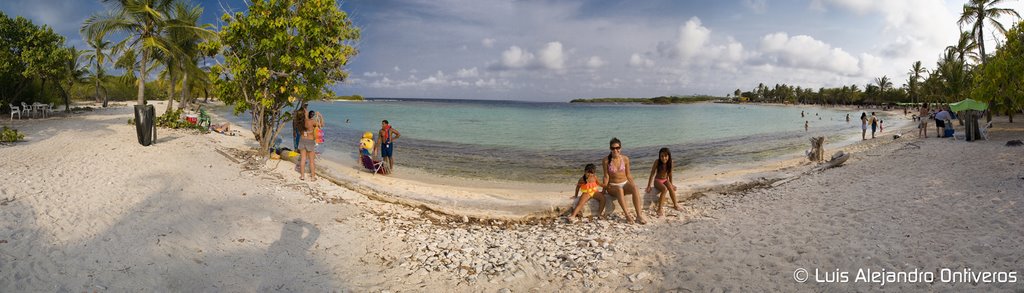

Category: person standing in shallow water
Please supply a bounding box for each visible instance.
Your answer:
[374,120,401,173]
[601,138,647,224]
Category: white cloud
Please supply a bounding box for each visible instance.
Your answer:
[585,56,607,68]
[393,66,401,72]
[658,17,711,60]
[537,42,565,70]
[628,53,655,67]
[744,0,767,14]
[363,71,385,77]
[491,42,567,70]
[756,32,861,75]
[481,38,496,48]
[420,70,448,85]
[456,67,479,78]
[500,46,535,69]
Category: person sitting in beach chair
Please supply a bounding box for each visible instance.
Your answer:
[359,131,374,157]
[359,152,388,175]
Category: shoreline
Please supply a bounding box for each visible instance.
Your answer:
[245,102,919,220]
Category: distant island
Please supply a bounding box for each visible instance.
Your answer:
[330,94,364,101]
[570,95,724,104]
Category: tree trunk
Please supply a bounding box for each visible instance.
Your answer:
[178,73,189,110]
[165,73,175,114]
[138,50,148,105]
[59,82,70,114]
[96,77,105,107]
[1008,109,1014,123]
[203,87,209,103]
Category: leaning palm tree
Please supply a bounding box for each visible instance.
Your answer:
[82,0,187,105]
[907,61,926,105]
[81,36,113,107]
[959,0,1020,64]
[55,47,88,113]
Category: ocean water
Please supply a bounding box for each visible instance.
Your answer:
[279,99,886,183]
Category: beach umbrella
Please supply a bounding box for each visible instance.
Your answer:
[949,98,988,113]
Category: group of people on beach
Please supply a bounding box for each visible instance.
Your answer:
[291,104,404,179]
[859,112,882,140]
[916,102,955,138]
[566,138,682,224]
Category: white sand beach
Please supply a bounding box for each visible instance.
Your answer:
[2,101,1022,291]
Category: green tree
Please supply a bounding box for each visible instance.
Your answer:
[972,21,1024,123]
[54,47,87,112]
[82,0,204,105]
[959,0,1020,64]
[210,0,360,156]
[0,12,69,105]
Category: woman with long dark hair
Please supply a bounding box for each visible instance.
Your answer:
[646,147,681,217]
[601,138,646,224]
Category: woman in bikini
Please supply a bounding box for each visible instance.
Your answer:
[298,110,319,181]
[646,147,681,217]
[601,138,647,224]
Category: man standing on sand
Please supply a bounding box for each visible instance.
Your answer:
[869,112,878,139]
[375,120,401,173]
[934,107,951,138]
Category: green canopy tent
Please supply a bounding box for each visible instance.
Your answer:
[949,98,988,112]
[950,98,988,141]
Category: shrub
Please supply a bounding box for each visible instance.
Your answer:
[1,126,25,143]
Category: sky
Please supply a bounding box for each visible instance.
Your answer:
[2,0,1023,101]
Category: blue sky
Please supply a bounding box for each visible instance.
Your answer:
[3,0,1023,101]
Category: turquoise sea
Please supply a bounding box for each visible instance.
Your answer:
[276,99,887,183]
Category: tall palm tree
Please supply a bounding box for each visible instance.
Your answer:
[906,61,926,105]
[82,0,187,105]
[81,36,113,107]
[959,0,1020,64]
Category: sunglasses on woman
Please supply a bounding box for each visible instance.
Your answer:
[610,146,621,150]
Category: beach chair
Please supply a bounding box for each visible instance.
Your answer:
[8,104,20,120]
[45,103,54,117]
[198,108,211,128]
[360,154,388,175]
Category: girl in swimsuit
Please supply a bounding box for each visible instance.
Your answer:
[601,138,647,224]
[567,164,607,223]
[646,148,681,217]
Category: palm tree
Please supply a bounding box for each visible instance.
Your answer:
[958,0,1020,64]
[167,1,212,111]
[56,47,88,113]
[875,75,892,93]
[82,0,186,105]
[946,31,980,64]
[906,61,926,105]
[81,36,113,107]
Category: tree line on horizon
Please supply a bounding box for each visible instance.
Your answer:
[730,0,1021,122]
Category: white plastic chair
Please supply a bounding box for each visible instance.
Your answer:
[980,121,992,140]
[8,104,20,120]
[45,103,54,117]
[20,102,32,118]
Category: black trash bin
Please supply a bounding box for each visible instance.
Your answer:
[134,104,157,146]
